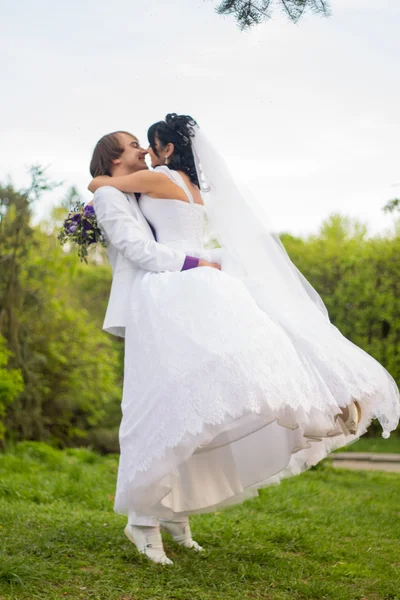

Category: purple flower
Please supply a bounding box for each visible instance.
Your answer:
[83,219,94,231]
[81,228,95,240]
[84,205,95,217]
[59,201,105,262]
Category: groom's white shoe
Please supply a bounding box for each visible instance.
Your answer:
[160,519,204,552]
[124,524,173,565]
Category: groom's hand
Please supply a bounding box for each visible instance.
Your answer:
[198,259,221,270]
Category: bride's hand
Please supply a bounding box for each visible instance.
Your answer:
[198,259,221,270]
[88,176,111,193]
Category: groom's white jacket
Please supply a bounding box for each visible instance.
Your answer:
[94,186,189,338]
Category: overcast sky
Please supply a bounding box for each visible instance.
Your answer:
[1,0,399,235]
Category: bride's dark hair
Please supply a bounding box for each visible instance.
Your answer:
[147,113,199,187]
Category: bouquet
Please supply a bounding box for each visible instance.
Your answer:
[58,202,106,262]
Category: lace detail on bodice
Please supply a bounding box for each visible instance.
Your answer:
[139,167,206,251]
[140,197,205,251]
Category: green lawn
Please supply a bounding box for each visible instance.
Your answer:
[339,435,400,454]
[1,442,399,600]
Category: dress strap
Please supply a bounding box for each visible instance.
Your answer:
[156,166,195,204]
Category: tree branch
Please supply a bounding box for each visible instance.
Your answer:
[215,0,330,28]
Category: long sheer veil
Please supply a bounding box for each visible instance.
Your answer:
[191,125,400,437]
[191,126,330,324]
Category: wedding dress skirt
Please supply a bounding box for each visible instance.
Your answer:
[114,170,400,519]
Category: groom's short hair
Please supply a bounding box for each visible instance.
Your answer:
[90,131,134,178]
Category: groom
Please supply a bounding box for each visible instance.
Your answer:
[90,130,212,564]
[90,130,219,337]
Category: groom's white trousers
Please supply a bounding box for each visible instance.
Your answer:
[129,509,158,527]
[129,510,186,526]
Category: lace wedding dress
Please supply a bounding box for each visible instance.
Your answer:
[114,166,400,519]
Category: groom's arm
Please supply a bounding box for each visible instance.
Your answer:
[93,187,200,272]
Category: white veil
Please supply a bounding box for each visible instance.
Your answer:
[191,126,330,325]
[191,125,400,438]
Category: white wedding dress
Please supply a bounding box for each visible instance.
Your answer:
[114,167,400,519]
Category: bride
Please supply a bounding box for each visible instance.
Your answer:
[89,114,400,565]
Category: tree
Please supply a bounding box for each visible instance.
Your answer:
[0,172,121,447]
[0,166,61,362]
[0,335,23,443]
[383,198,400,214]
[215,0,330,29]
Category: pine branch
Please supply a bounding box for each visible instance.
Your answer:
[383,198,400,214]
[22,164,63,203]
[215,0,330,29]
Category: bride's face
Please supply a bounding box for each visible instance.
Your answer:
[147,136,163,168]
[147,135,173,168]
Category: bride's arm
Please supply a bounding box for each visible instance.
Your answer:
[88,171,165,195]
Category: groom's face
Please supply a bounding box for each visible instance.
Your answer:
[115,133,148,173]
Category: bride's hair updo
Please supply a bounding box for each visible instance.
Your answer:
[147,113,199,187]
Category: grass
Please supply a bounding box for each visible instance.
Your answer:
[0,441,399,600]
[339,435,400,454]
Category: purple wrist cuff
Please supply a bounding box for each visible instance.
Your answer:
[181,256,200,271]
